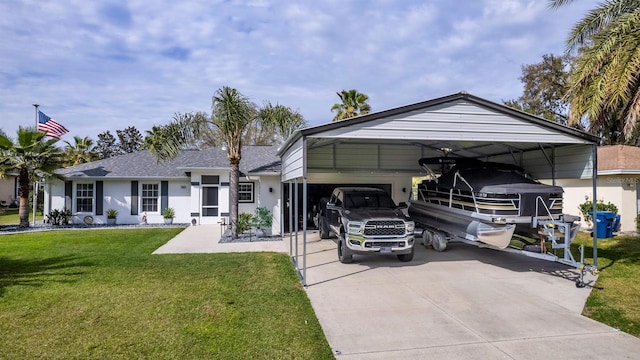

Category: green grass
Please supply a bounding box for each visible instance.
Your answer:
[0,229,333,359]
[573,232,640,336]
[0,208,44,225]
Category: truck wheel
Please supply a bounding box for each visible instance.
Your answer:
[431,232,447,252]
[397,246,414,262]
[319,217,330,239]
[338,236,353,263]
[422,230,433,248]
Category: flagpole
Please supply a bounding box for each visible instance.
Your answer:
[32,104,39,226]
[33,104,39,128]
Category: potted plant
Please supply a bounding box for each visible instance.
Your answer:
[162,207,175,224]
[253,206,273,236]
[106,208,118,225]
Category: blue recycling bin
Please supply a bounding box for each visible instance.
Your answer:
[589,211,616,238]
[614,214,621,232]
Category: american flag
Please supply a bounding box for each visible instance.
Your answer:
[37,110,69,138]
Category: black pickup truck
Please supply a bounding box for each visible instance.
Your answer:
[317,187,415,263]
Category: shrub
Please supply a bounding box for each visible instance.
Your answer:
[46,208,72,225]
[238,213,253,233]
[578,200,619,223]
[253,207,272,229]
[106,208,118,219]
[162,207,175,219]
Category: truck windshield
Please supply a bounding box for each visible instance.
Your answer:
[344,192,396,209]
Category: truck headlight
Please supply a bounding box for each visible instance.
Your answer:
[406,221,415,233]
[347,221,364,233]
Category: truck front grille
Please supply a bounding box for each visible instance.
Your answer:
[363,220,406,236]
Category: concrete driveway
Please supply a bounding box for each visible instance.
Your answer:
[298,232,640,359]
[155,226,640,359]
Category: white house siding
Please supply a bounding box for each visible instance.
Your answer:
[0,176,16,204]
[547,176,639,233]
[99,181,131,224]
[244,175,281,235]
[165,181,190,224]
[45,178,192,225]
[45,178,66,213]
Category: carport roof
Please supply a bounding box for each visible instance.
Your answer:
[278,91,599,157]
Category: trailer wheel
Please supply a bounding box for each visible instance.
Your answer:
[431,231,447,252]
[338,235,353,263]
[422,230,433,248]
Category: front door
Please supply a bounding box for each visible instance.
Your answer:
[202,186,219,221]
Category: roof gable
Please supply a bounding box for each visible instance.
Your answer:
[279,92,599,156]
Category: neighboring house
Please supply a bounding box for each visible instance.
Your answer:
[549,145,640,233]
[44,145,282,234]
[0,174,18,207]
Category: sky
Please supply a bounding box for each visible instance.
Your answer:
[0,0,599,141]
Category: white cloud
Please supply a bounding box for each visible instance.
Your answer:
[0,0,601,139]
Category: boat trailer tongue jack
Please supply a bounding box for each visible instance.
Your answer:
[576,244,599,288]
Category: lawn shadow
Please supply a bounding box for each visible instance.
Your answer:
[0,255,92,297]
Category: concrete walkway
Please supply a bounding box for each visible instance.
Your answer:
[153,224,288,254]
[154,226,640,359]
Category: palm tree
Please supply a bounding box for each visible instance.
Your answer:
[145,113,207,160]
[148,89,308,237]
[331,89,371,121]
[550,0,640,141]
[211,87,257,237]
[259,102,307,141]
[63,135,97,166]
[148,87,256,238]
[0,127,62,227]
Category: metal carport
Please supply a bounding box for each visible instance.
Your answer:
[277,92,600,286]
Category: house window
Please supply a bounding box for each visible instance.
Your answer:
[76,183,94,213]
[239,182,254,203]
[141,183,159,212]
[202,175,220,185]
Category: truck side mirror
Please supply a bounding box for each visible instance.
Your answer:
[326,202,337,210]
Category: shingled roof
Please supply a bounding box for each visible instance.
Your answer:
[56,145,281,179]
[598,145,640,174]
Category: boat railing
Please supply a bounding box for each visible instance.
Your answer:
[534,195,555,220]
[452,171,479,213]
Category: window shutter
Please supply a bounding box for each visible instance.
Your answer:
[161,181,168,213]
[64,181,72,210]
[131,181,138,215]
[95,181,103,215]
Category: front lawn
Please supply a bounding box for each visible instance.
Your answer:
[0,208,44,225]
[0,229,333,359]
[574,232,640,337]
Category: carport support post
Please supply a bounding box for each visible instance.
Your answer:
[295,178,299,268]
[592,144,598,267]
[302,177,307,286]
[288,182,293,256]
